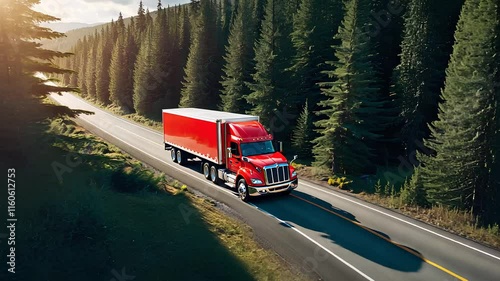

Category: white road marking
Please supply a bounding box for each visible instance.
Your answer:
[113,124,163,148]
[299,181,500,262]
[249,203,375,281]
[70,93,163,136]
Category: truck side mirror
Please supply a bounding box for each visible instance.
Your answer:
[290,155,298,165]
[278,141,283,152]
[227,147,232,159]
[242,156,250,163]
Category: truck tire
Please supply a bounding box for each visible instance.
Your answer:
[210,165,220,184]
[237,178,250,202]
[202,162,210,179]
[170,148,177,162]
[176,149,185,165]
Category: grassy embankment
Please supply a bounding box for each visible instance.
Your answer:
[87,96,500,250]
[0,98,307,281]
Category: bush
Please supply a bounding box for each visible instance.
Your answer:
[399,169,429,207]
[327,176,352,190]
[488,224,499,236]
[374,179,382,195]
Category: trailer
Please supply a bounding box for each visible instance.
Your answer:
[163,108,298,201]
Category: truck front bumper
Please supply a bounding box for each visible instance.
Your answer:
[248,179,298,197]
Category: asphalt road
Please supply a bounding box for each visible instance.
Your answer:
[51,92,500,281]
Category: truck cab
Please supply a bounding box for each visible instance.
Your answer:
[223,121,298,200]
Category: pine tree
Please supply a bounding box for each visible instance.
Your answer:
[153,6,181,112]
[109,30,127,110]
[85,32,99,100]
[95,24,113,105]
[289,0,342,109]
[69,46,79,87]
[77,36,89,97]
[412,0,499,212]
[393,0,464,157]
[133,10,177,118]
[109,12,128,109]
[133,28,156,116]
[490,14,500,222]
[62,56,71,85]
[191,0,201,15]
[312,0,386,175]
[95,26,113,105]
[116,12,126,37]
[220,0,233,44]
[146,8,153,27]
[400,168,428,206]
[136,0,147,34]
[179,5,191,66]
[123,19,139,112]
[0,0,78,128]
[292,100,314,158]
[246,0,291,131]
[252,0,266,36]
[220,0,255,113]
[180,0,222,108]
[289,0,343,150]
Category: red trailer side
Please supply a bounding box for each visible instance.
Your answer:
[162,108,259,165]
[163,111,222,164]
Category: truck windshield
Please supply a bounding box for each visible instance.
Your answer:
[241,141,275,156]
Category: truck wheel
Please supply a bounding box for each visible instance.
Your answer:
[202,162,210,179]
[170,149,176,162]
[237,179,250,202]
[210,165,220,184]
[176,149,185,165]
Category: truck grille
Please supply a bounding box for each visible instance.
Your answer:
[264,164,290,185]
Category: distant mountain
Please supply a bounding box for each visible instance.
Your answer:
[40,13,158,52]
[41,22,103,33]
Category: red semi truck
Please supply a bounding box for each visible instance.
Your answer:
[162,108,298,201]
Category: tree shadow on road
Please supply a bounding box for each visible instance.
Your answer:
[251,190,425,273]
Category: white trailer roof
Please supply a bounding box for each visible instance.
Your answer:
[163,108,259,123]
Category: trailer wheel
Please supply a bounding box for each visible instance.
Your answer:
[170,148,177,162]
[176,149,185,165]
[202,162,210,179]
[237,178,250,202]
[210,165,220,184]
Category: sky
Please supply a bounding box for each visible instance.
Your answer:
[34,0,190,24]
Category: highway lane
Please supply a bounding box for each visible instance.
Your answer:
[51,92,500,281]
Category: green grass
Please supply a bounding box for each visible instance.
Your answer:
[0,98,307,281]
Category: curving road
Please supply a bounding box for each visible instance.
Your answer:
[51,92,500,281]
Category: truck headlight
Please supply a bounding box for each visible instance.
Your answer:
[251,178,263,185]
[291,171,297,178]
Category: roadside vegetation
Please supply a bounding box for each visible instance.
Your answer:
[0,97,307,281]
[292,163,500,249]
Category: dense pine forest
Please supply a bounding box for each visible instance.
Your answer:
[52,0,499,225]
